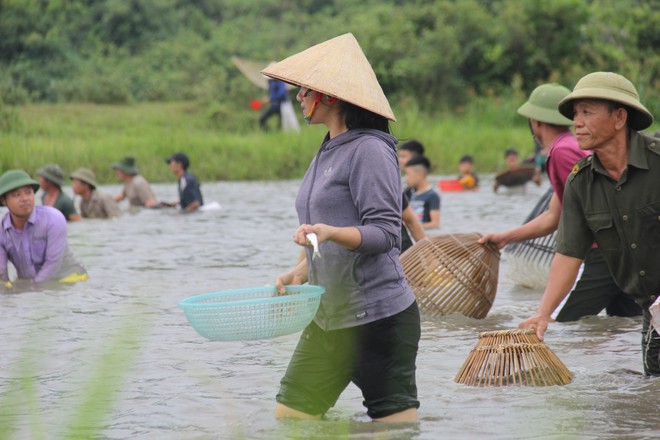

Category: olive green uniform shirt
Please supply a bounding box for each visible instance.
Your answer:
[41,191,78,221]
[556,131,660,308]
[80,190,122,219]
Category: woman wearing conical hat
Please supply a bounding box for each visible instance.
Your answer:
[266,33,420,422]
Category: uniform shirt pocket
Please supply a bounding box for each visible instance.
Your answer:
[637,200,660,247]
[585,212,619,252]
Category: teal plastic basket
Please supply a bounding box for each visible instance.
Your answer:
[179,285,325,341]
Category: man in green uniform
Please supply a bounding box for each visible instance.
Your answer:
[520,72,659,376]
[37,164,80,222]
[71,167,122,219]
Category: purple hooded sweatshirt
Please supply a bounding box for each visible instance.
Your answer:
[295,128,416,331]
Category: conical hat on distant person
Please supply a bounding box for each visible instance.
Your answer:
[231,56,296,91]
[261,33,396,121]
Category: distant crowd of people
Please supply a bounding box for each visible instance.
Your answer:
[0,152,204,285]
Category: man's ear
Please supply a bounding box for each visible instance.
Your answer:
[614,108,628,131]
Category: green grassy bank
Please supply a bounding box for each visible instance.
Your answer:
[4,97,646,184]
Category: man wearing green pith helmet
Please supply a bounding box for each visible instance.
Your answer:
[519,72,659,376]
[481,83,641,321]
[0,170,87,285]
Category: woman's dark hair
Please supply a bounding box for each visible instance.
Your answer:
[340,101,390,134]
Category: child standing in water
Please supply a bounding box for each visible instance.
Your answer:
[457,154,479,190]
[405,156,441,229]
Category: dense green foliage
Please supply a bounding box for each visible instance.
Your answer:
[1,0,658,115]
[2,99,546,181]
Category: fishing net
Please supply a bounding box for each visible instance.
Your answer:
[504,188,556,289]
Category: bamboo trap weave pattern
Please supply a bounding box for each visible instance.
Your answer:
[454,329,572,387]
[505,188,556,289]
[400,233,500,319]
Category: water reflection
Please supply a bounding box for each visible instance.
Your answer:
[0,177,656,439]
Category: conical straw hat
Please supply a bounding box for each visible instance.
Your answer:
[261,33,396,121]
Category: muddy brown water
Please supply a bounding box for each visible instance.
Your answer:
[1,178,657,439]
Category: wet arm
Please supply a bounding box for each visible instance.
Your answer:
[144,197,159,208]
[422,209,440,229]
[184,200,201,212]
[520,253,582,339]
[137,181,158,208]
[402,205,426,242]
[275,249,309,294]
[480,193,561,248]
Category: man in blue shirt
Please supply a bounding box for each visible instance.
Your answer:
[165,152,204,212]
[259,79,288,130]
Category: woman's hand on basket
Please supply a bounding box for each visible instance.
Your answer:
[478,232,509,249]
[275,271,305,294]
[275,249,309,294]
[519,314,549,341]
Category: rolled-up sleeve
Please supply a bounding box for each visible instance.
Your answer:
[34,209,68,282]
[348,138,402,254]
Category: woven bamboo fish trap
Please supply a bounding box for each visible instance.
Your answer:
[505,188,557,289]
[400,233,500,319]
[454,329,572,387]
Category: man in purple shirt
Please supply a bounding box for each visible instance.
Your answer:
[480,83,640,320]
[0,170,86,285]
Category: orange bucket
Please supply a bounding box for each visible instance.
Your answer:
[438,179,464,192]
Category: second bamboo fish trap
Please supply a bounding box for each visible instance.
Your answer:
[400,233,500,319]
[454,329,572,387]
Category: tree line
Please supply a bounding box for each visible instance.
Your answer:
[1,0,658,116]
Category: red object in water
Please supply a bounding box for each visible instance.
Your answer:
[438,179,464,192]
[250,99,262,111]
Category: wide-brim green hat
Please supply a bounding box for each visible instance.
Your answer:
[37,163,66,188]
[517,83,573,126]
[111,157,139,175]
[0,169,40,203]
[70,167,97,189]
[558,72,654,131]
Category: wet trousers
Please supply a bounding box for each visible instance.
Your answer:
[556,248,642,322]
